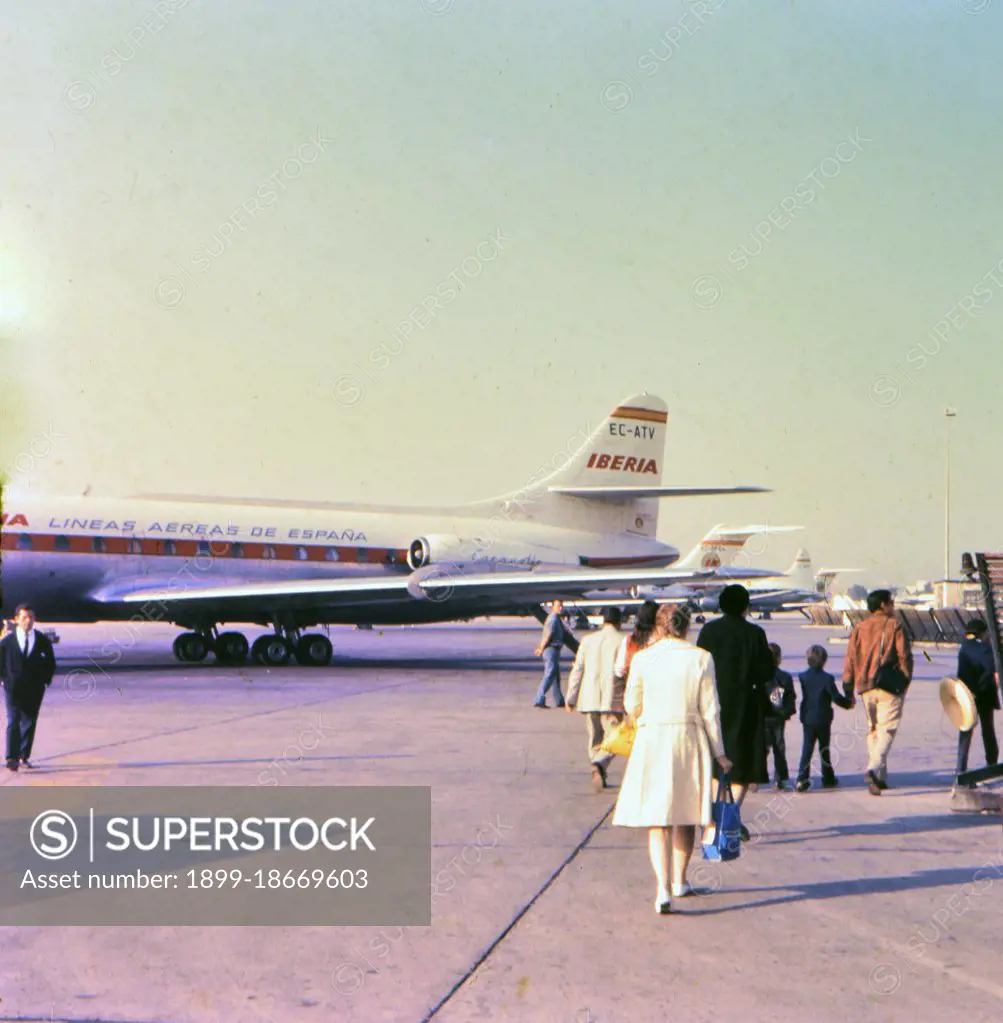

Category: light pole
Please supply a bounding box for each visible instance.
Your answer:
[944,407,957,607]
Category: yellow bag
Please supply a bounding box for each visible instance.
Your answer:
[600,719,636,758]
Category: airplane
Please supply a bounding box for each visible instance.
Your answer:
[0,393,769,667]
[565,524,804,622]
[692,549,861,618]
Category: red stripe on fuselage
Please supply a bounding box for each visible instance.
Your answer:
[0,531,409,567]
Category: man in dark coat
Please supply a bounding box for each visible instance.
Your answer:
[0,604,57,770]
[956,619,999,779]
[696,585,774,836]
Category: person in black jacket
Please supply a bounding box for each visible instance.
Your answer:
[795,645,853,792]
[696,585,775,838]
[956,619,999,779]
[0,604,57,770]
[764,643,796,791]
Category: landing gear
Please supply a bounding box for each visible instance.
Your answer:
[694,614,706,624]
[171,623,332,667]
[173,632,209,662]
[216,631,249,665]
[295,633,333,666]
[759,611,773,620]
[251,634,292,666]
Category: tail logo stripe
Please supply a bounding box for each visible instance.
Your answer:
[612,406,669,424]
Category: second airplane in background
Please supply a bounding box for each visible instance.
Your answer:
[691,549,861,618]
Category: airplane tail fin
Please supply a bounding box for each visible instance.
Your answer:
[474,393,670,538]
[786,548,815,591]
[472,393,766,540]
[675,524,803,572]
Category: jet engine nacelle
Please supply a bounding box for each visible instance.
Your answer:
[407,535,467,570]
[406,534,546,572]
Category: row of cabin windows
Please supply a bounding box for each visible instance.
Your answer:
[12,535,366,561]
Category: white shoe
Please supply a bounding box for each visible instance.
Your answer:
[654,888,672,914]
[671,882,693,898]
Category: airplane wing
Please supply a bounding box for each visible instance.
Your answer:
[113,565,720,613]
[699,567,783,581]
[548,486,769,500]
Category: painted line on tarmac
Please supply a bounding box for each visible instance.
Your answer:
[419,801,617,1022]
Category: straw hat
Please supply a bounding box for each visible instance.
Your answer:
[940,677,977,732]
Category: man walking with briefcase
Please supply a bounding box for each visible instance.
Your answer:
[842,590,913,795]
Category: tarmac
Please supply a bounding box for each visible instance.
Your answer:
[1,615,1001,1023]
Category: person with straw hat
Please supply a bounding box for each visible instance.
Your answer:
[955,619,999,780]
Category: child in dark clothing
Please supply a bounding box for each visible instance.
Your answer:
[795,645,853,791]
[765,643,796,790]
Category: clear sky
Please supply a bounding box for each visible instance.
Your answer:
[1,0,1000,587]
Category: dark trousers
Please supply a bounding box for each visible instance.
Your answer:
[764,717,789,782]
[4,687,43,763]
[957,701,999,776]
[797,722,836,784]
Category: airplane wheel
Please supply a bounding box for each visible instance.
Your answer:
[295,633,333,666]
[256,635,292,667]
[173,635,189,662]
[250,636,270,664]
[216,631,249,665]
[174,632,208,662]
[694,614,706,624]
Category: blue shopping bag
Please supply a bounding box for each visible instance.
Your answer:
[701,773,742,862]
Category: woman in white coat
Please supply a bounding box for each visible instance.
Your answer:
[613,603,731,914]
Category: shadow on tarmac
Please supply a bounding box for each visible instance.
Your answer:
[684,862,1003,914]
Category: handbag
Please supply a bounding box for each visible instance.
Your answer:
[701,773,742,861]
[599,719,635,758]
[873,621,909,696]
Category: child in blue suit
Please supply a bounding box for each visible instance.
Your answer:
[795,645,853,791]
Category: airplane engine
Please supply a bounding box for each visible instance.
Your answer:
[406,534,545,572]
[406,535,474,570]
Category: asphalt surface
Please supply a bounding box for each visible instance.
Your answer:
[0,616,1001,1023]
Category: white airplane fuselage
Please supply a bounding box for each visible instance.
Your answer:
[0,496,679,624]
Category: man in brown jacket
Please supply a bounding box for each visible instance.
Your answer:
[842,589,913,795]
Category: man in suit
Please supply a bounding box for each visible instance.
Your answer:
[566,607,624,791]
[956,619,999,779]
[533,600,568,708]
[696,585,774,839]
[0,604,57,770]
[841,589,913,795]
